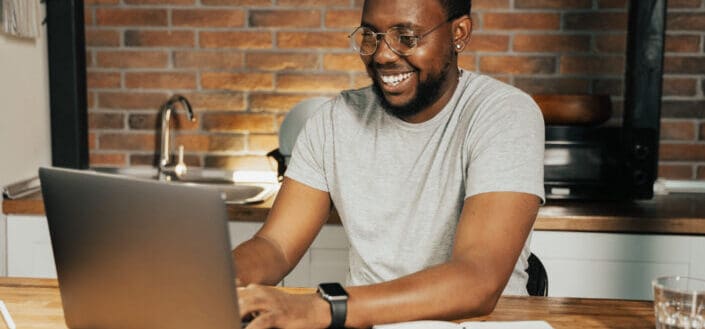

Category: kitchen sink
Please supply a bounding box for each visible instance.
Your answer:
[91,167,277,204]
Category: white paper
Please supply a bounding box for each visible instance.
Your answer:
[374,320,554,329]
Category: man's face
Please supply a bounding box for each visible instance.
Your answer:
[360,0,456,120]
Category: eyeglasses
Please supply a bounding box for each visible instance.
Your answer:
[348,19,451,56]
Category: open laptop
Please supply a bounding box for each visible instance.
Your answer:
[39,167,243,329]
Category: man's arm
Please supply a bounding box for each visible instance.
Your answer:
[237,191,539,329]
[232,177,332,286]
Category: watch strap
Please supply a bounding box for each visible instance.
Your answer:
[328,297,346,329]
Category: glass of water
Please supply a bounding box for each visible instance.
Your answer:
[653,276,705,329]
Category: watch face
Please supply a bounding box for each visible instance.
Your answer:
[319,283,348,297]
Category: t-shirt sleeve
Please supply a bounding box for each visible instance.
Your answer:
[464,92,545,203]
[284,104,330,192]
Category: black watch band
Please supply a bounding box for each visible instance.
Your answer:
[317,283,348,329]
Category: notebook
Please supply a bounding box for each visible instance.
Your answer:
[39,167,243,329]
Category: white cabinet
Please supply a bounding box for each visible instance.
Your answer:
[530,231,705,300]
[6,215,56,278]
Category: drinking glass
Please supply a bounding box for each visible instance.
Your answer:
[653,276,705,329]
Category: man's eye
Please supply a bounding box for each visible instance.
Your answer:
[398,35,418,48]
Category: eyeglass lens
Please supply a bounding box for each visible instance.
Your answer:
[351,27,419,56]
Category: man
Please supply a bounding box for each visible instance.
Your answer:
[232,0,545,327]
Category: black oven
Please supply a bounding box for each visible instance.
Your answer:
[544,0,666,201]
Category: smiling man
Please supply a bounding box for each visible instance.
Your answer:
[231,0,545,328]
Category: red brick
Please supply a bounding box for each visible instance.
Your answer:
[515,34,591,53]
[125,72,196,89]
[249,134,279,152]
[560,56,624,75]
[201,0,271,5]
[658,164,694,180]
[665,35,701,53]
[480,56,555,74]
[668,13,705,31]
[594,34,626,53]
[469,34,509,52]
[515,0,591,9]
[249,93,323,112]
[277,0,348,5]
[514,78,590,94]
[96,51,168,68]
[87,92,96,109]
[660,144,705,161]
[125,0,193,4]
[202,113,277,133]
[662,100,705,118]
[277,73,350,92]
[353,73,372,89]
[99,133,157,151]
[203,134,247,152]
[204,155,271,170]
[89,133,97,150]
[90,153,127,167]
[564,13,628,31]
[99,92,167,110]
[85,29,120,47]
[322,53,365,71]
[250,10,320,28]
[170,134,212,152]
[669,0,702,8]
[183,92,246,111]
[85,8,93,26]
[87,72,121,89]
[86,0,119,5]
[173,10,245,27]
[174,51,243,69]
[472,0,510,10]
[277,32,350,49]
[124,30,194,47]
[662,78,697,96]
[664,57,705,74]
[483,13,560,30]
[200,31,272,49]
[325,9,360,29]
[89,112,124,129]
[201,72,274,91]
[95,9,167,27]
[597,0,627,8]
[458,54,476,71]
[661,120,696,141]
[701,123,705,141]
[247,52,319,71]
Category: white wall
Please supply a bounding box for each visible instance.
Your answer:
[0,3,52,276]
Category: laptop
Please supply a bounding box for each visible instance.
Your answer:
[39,167,243,329]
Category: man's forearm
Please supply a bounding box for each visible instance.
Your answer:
[344,259,507,328]
[232,235,293,286]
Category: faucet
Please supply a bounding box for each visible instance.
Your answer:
[159,95,196,179]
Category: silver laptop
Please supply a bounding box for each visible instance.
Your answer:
[39,167,243,329]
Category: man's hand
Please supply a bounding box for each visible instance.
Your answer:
[238,284,331,329]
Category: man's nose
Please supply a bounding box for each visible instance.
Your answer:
[373,37,399,64]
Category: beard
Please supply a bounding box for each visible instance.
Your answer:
[371,56,455,119]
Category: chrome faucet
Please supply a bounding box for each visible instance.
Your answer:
[159,95,196,179]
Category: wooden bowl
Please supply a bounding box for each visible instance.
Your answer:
[532,94,612,126]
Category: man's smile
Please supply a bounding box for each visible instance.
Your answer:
[380,72,414,87]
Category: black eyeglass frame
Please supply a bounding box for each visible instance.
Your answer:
[348,18,453,56]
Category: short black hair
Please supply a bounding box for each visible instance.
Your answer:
[439,0,471,20]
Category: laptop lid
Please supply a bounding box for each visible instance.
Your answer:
[39,167,242,329]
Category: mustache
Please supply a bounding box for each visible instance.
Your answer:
[369,63,414,72]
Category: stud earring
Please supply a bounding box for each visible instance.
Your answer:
[456,44,461,49]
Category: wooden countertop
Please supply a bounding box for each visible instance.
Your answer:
[0,277,655,329]
[4,192,705,235]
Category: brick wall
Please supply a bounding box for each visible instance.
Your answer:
[85,0,705,180]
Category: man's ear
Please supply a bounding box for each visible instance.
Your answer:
[452,15,472,52]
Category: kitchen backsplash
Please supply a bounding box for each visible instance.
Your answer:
[85,0,705,180]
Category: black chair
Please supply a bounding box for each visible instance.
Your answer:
[526,252,548,296]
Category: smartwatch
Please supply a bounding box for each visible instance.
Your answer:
[317,282,348,329]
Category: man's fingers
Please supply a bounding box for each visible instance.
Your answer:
[243,311,280,329]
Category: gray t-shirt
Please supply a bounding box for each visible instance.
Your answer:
[285,70,545,295]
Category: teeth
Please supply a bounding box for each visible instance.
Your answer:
[381,72,413,86]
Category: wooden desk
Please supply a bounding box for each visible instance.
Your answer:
[0,278,655,329]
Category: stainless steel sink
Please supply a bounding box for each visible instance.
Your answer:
[91,167,277,204]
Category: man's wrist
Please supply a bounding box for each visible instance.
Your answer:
[312,293,333,328]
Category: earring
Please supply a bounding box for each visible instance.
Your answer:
[456,44,461,49]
